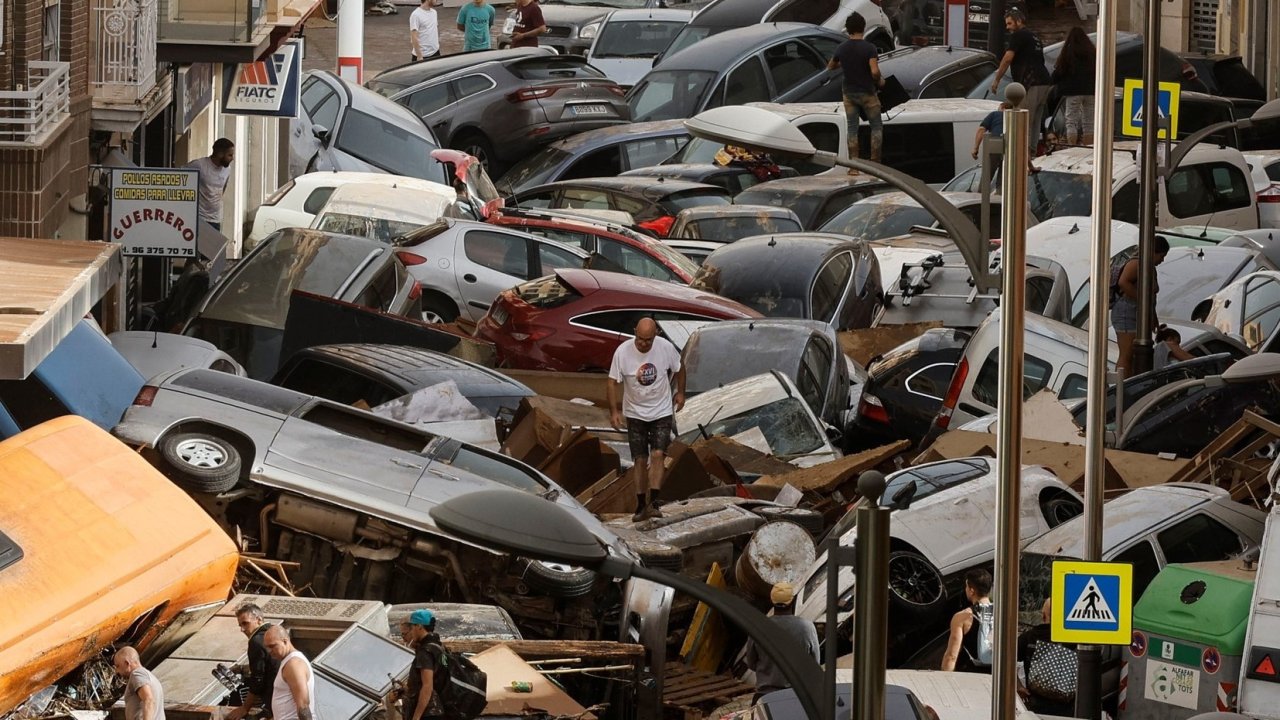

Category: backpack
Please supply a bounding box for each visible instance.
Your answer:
[971,602,995,667]
[426,642,488,720]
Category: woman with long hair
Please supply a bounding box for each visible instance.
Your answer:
[1052,27,1096,145]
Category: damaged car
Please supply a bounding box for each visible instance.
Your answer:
[112,368,637,639]
[668,205,804,243]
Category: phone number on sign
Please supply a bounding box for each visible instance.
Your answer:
[125,246,197,257]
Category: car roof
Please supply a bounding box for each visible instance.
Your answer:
[319,183,456,221]
[736,174,889,197]
[1027,485,1227,557]
[687,0,783,26]
[290,171,449,191]
[554,268,759,315]
[656,23,842,69]
[879,45,995,89]
[288,344,534,395]
[623,163,733,180]
[547,120,688,152]
[309,71,428,129]
[701,233,861,288]
[1035,142,1241,176]
[604,7,696,22]
[676,204,798,221]
[520,176,726,199]
[368,47,554,89]
[852,190,984,209]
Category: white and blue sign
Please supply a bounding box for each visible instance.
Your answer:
[222,39,302,118]
[1052,560,1133,644]
[1063,574,1120,630]
[1122,78,1181,139]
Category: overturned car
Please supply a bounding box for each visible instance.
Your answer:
[113,368,638,640]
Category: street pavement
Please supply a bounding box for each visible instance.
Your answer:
[303,6,498,78]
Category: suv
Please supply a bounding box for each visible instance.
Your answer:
[497,0,704,56]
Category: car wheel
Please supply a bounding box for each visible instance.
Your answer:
[1041,492,1084,528]
[158,432,242,493]
[887,549,946,616]
[523,558,596,599]
[420,293,460,324]
[452,133,496,173]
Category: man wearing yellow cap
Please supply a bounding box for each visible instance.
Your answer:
[745,582,820,701]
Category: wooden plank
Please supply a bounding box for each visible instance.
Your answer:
[678,563,728,673]
[444,639,645,662]
[754,440,909,491]
[666,679,750,704]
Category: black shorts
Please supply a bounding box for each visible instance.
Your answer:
[627,415,673,458]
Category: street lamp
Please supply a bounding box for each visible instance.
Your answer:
[428,489,826,720]
[1166,99,1280,173]
[681,106,997,293]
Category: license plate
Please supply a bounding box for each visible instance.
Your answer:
[570,104,611,116]
[969,13,989,23]
[502,17,516,34]
[491,306,509,325]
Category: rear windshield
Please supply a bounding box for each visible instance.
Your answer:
[682,215,802,241]
[335,109,445,183]
[819,202,935,241]
[516,274,581,309]
[316,213,427,243]
[665,189,730,211]
[509,57,606,81]
[1027,171,1094,221]
[594,20,687,59]
[629,70,716,122]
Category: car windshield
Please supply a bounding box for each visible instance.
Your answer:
[316,213,426,243]
[629,70,716,122]
[1026,171,1094,221]
[497,146,574,194]
[662,25,713,59]
[677,396,825,459]
[682,215,802,241]
[819,202,935,240]
[594,20,687,58]
[336,108,446,183]
[666,136,722,164]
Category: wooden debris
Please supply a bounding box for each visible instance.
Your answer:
[661,661,754,716]
[1162,410,1280,506]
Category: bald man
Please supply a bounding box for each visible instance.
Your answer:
[263,626,315,720]
[607,317,685,522]
[113,647,165,720]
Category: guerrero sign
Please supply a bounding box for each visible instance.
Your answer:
[222,39,302,117]
[109,168,200,257]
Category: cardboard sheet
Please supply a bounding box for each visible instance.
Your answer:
[470,644,595,718]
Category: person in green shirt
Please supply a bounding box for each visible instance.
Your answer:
[456,0,496,52]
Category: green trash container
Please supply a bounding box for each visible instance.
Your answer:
[1120,560,1255,720]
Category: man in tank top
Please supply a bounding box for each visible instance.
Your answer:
[264,625,316,720]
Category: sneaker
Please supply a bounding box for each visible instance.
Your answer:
[634,501,663,522]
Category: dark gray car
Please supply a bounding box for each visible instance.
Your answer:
[365,47,555,98]
[385,55,630,175]
[496,120,690,195]
[877,45,997,99]
[628,23,847,123]
[291,71,446,183]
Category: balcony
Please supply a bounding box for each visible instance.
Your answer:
[157,0,271,64]
[0,62,71,145]
[91,0,158,105]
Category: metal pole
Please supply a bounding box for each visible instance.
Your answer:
[989,0,1006,56]
[823,535,842,720]
[1133,0,1162,375]
[337,0,365,83]
[853,472,889,720]
[992,83,1028,720]
[1077,0,1120,714]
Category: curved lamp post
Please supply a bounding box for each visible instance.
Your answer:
[429,489,827,720]
[681,105,996,293]
[1166,98,1280,177]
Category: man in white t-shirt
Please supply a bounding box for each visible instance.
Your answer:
[410,0,440,62]
[185,138,233,232]
[608,317,685,521]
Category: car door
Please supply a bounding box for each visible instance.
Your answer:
[596,237,679,281]
[797,35,844,102]
[798,334,838,424]
[706,55,772,111]
[532,237,586,276]
[512,188,561,208]
[454,228,534,321]
[399,79,457,141]
[264,401,428,505]
[292,76,343,177]
[764,36,836,103]
[620,135,686,172]
[1162,160,1256,230]
[811,251,856,329]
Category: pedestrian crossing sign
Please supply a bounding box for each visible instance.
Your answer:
[1122,78,1181,139]
[1050,560,1133,644]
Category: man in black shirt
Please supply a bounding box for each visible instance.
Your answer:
[989,7,1052,154]
[229,603,279,720]
[827,12,884,168]
[402,610,445,720]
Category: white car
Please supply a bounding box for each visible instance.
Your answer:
[587,8,694,89]
[309,182,456,243]
[794,457,1082,627]
[1245,151,1280,228]
[245,171,455,249]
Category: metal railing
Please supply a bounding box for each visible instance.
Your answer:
[0,61,71,144]
[91,0,158,103]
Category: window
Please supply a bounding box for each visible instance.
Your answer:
[0,375,70,430]
[1113,180,1140,224]
[722,57,771,106]
[622,137,683,170]
[561,187,612,210]
[811,252,852,322]
[515,190,557,208]
[959,202,1003,239]
[1113,540,1161,599]
[763,41,824,96]
[303,84,341,131]
[971,350,1053,407]
[573,310,649,334]
[299,404,428,453]
[920,64,998,99]
[905,362,956,401]
[796,122,842,175]
[526,227,591,250]
[279,360,402,406]
[866,123,957,184]
[1158,513,1245,565]
[335,109,443,182]
[454,74,494,98]
[353,264,402,312]
[609,193,650,217]
[629,70,716,122]
[535,241,583,274]
[598,238,675,281]
[405,82,453,117]
[303,187,337,215]
[799,337,834,412]
[1059,374,1087,400]
[464,230,529,278]
[1243,277,1280,350]
[1167,162,1252,218]
[564,147,622,179]
[42,0,59,61]
[803,35,841,59]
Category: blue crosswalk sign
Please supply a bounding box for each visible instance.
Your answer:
[1122,78,1181,138]
[1051,560,1132,644]
[1062,573,1121,631]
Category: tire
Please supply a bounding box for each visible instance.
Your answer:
[420,294,460,324]
[452,133,495,173]
[887,549,947,617]
[158,432,242,493]
[631,541,684,573]
[1042,492,1084,528]
[523,559,596,599]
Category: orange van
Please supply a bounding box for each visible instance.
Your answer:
[0,416,239,714]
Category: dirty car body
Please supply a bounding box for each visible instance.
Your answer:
[669,204,804,243]
[509,176,732,236]
[733,175,894,230]
[112,368,635,638]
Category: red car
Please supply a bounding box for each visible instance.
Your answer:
[488,208,699,284]
[474,268,761,372]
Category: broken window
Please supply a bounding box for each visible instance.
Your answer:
[515,275,580,309]
[676,396,825,459]
[298,403,430,453]
[1157,513,1244,565]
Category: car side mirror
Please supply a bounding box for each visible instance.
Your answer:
[889,480,918,511]
[312,125,331,147]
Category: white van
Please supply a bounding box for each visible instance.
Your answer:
[947,142,1260,230]
[666,98,998,186]
[931,310,1118,431]
[309,182,457,243]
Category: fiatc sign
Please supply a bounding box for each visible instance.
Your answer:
[109,168,200,257]
[223,39,302,117]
